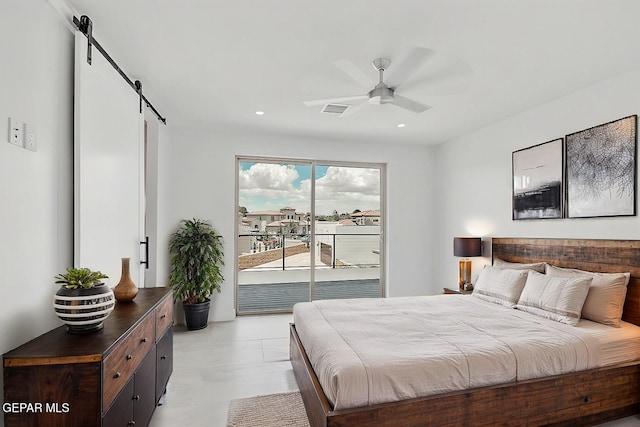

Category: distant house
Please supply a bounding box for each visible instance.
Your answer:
[238,214,254,231]
[349,210,380,226]
[338,219,357,226]
[243,207,308,234]
[241,206,380,233]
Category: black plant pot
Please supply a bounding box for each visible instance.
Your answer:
[183,299,210,330]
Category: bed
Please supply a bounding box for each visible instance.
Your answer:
[289,238,640,426]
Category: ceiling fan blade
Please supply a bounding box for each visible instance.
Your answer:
[398,53,473,94]
[339,101,369,117]
[391,95,431,113]
[303,95,368,107]
[387,47,436,88]
[334,59,375,88]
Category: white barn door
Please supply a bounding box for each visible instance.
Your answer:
[73,31,145,288]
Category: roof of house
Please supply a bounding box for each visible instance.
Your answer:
[350,210,380,217]
[246,207,307,217]
[245,210,282,216]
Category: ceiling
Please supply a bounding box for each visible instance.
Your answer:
[64,0,640,146]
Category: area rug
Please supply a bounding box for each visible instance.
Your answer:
[227,391,310,427]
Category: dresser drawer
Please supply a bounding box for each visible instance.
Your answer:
[156,328,173,402]
[102,313,155,411]
[155,294,173,339]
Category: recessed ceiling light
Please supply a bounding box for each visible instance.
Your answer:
[397,123,406,128]
[255,111,265,116]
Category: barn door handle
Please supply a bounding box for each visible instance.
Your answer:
[140,236,149,269]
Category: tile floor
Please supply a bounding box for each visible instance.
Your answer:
[149,314,297,427]
[149,313,640,427]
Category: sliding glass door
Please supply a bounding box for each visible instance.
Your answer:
[313,164,382,301]
[236,157,384,314]
[236,159,312,313]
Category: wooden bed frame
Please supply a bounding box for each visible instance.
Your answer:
[290,238,640,426]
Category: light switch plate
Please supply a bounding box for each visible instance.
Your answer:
[8,118,24,147]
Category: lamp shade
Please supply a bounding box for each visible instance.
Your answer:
[453,237,482,257]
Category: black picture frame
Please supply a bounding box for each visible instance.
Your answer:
[565,115,637,218]
[512,138,564,220]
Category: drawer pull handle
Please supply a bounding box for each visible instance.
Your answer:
[161,355,167,360]
[128,421,136,426]
[141,338,148,343]
[160,314,166,319]
[133,395,140,401]
[126,354,132,361]
[113,372,121,379]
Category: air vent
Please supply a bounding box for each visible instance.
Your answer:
[321,104,350,115]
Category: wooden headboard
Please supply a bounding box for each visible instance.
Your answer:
[491,238,640,326]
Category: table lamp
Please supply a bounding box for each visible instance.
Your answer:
[453,237,482,291]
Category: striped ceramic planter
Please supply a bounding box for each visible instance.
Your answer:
[53,283,116,334]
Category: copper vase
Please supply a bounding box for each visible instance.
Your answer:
[113,258,138,302]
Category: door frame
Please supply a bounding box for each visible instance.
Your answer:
[234,156,386,314]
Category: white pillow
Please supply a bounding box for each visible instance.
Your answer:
[545,265,630,327]
[516,270,592,326]
[493,258,546,273]
[472,266,529,308]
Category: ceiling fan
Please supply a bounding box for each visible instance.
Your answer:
[303,47,439,116]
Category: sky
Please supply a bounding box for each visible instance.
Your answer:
[239,162,380,216]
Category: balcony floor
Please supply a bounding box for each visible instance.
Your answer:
[237,278,381,313]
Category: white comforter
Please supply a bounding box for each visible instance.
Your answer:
[293,295,601,410]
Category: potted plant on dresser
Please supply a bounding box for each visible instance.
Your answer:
[169,218,224,330]
[53,267,115,334]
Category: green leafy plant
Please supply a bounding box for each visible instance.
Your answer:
[55,267,108,290]
[169,218,224,304]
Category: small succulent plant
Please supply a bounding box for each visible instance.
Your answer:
[55,267,109,290]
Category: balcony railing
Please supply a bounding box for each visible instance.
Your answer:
[237,232,382,313]
[237,232,380,271]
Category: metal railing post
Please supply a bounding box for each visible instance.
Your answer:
[282,234,286,270]
[332,233,336,269]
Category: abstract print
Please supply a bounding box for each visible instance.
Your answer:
[566,115,636,218]
[513,139,563,220]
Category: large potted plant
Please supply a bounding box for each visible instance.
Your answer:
[53,267,115,334]
[169,218,224,330]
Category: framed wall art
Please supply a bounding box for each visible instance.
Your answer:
[565,115,637,218]
[512,138,564,220]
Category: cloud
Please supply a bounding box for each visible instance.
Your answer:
[239,163,380,215]
[239,163,305,207]
[313,167,380,214]
[239,163,299,191]
[316,167,380,196]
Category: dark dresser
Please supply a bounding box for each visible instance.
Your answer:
[3,287,173,427]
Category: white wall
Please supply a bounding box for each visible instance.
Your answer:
[158,127,437,320]
[10,0,637,362]
[314,223,380,266]
[434,68,640,287]
[0,0,74,376]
